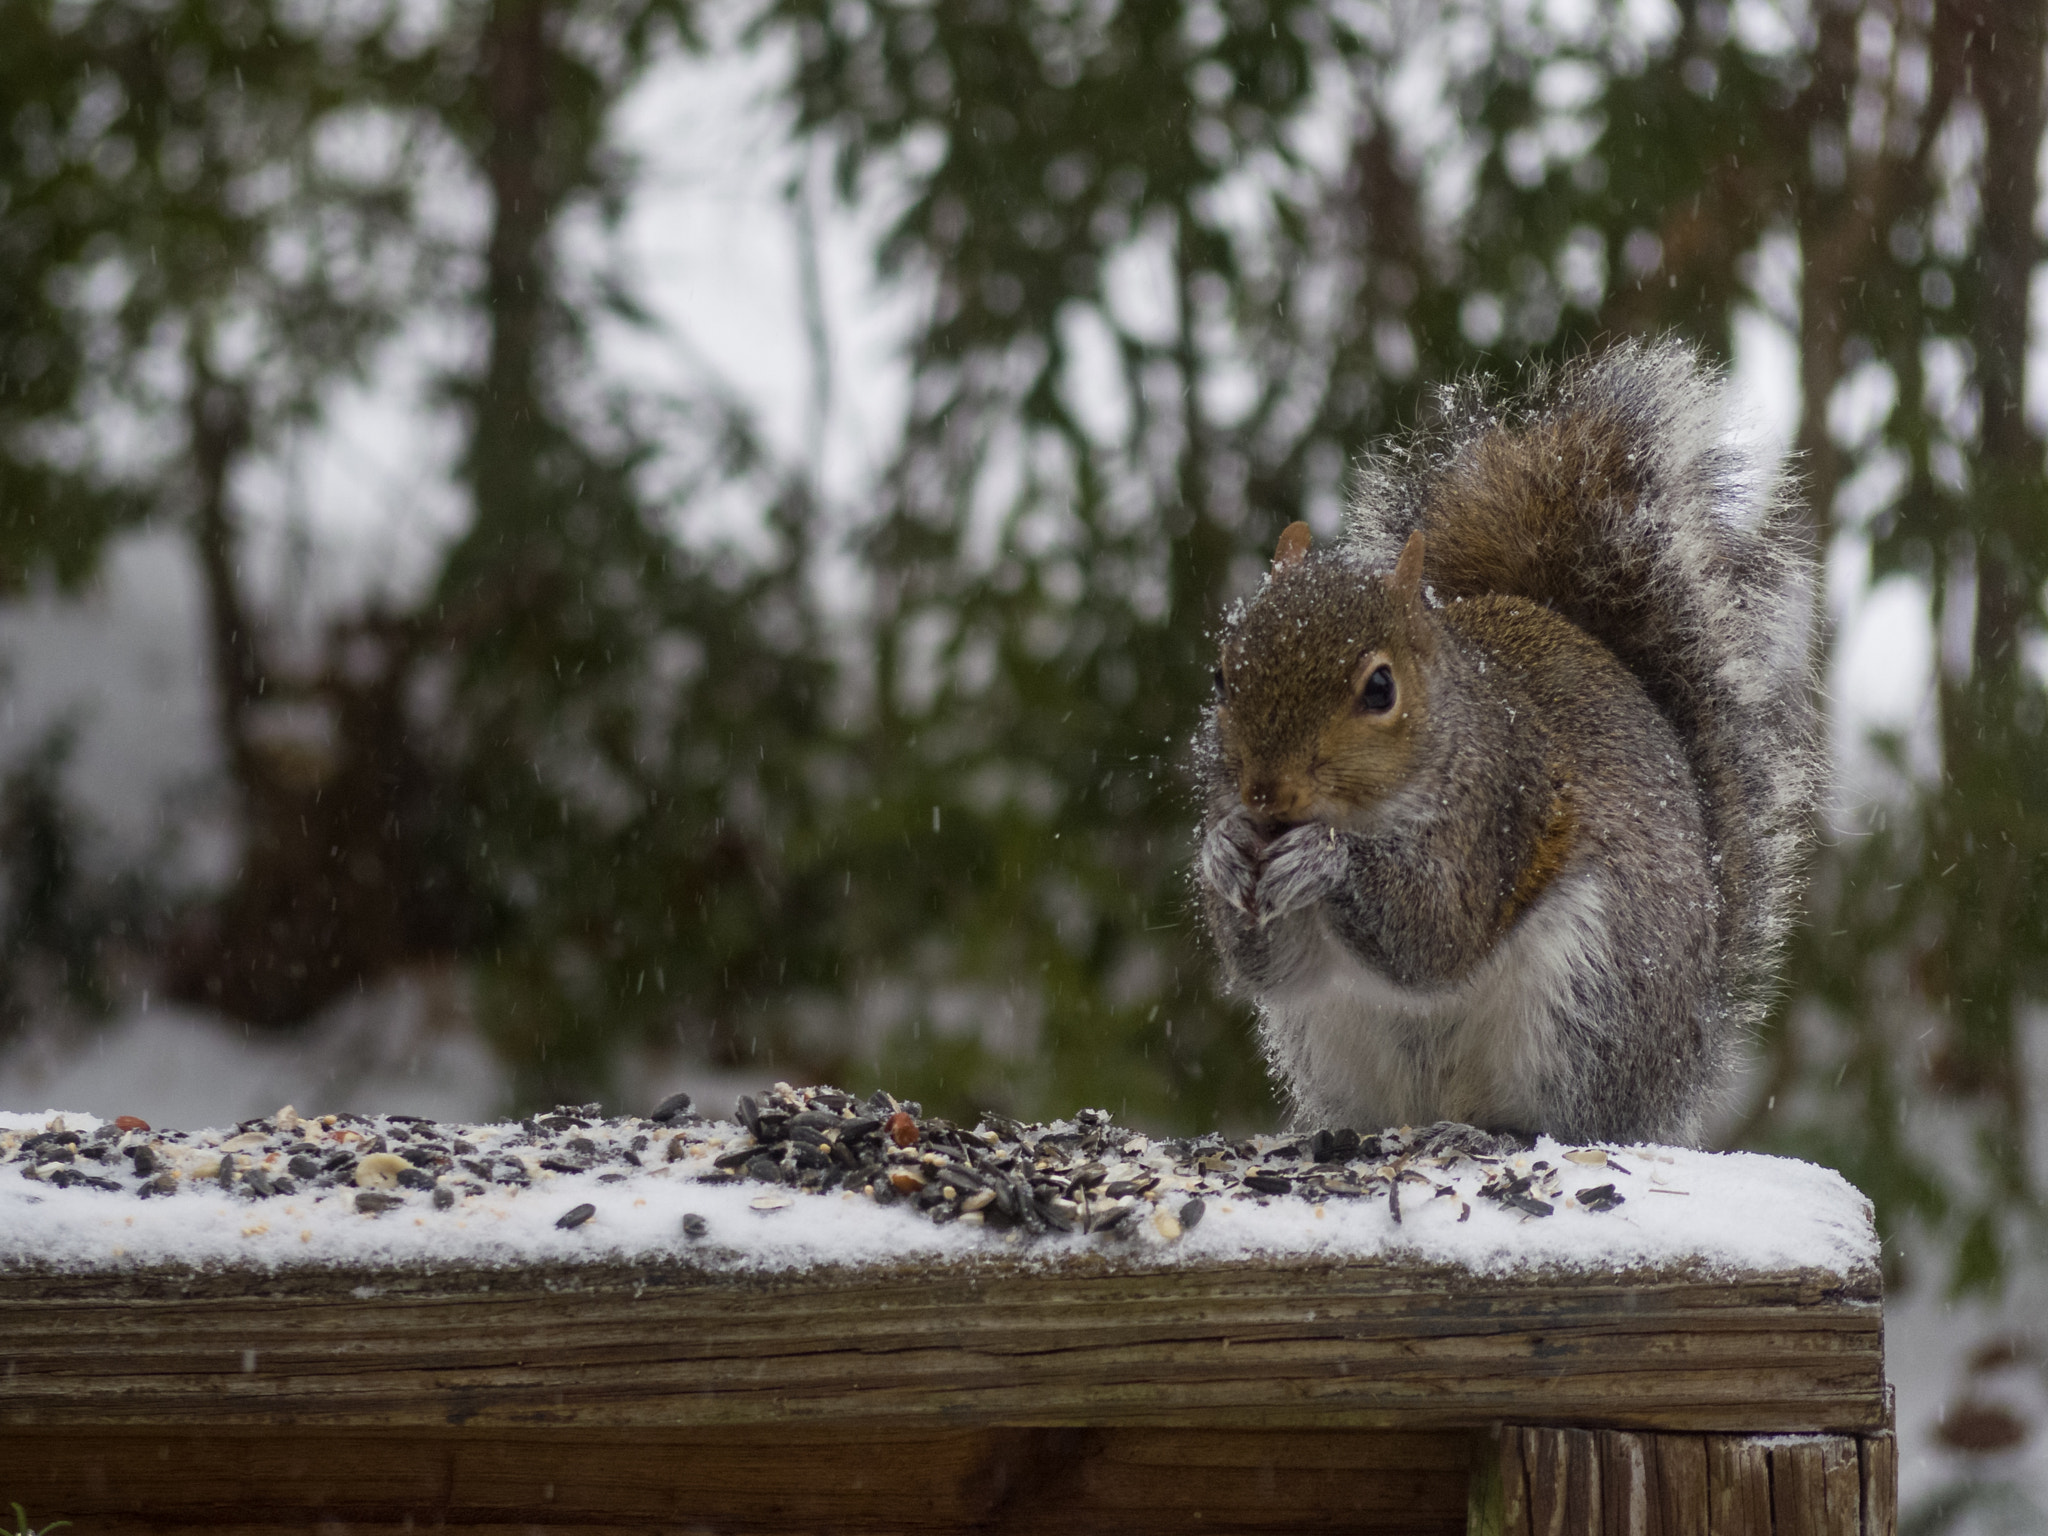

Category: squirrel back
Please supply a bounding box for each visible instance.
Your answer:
[1344,339,1819,1039]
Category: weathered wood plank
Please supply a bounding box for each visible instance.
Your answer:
[1770,1439,1830,1533]
[1818,1435,1862,1535]
[1477,1430,1892,1536]
[1649,1435,1708,1536]
[1522,1427,1605,1536]
[0,1259,1886,1434]
[1599,1430,1649,1536]
[1860,1431,1897,1536]
[1707,1437,1772,1535]
[0,1426,1474,1535]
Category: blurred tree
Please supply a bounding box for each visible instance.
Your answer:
[5,0,2047,1363]
[0,724,116,1033]
[410,0,846,1108]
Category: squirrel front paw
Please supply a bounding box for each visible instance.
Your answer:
[1254,822,1349,925]
[1198,806,1267,915]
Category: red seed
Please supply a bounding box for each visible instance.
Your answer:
[115,1115,150,1133]
[885,1111,918,1148]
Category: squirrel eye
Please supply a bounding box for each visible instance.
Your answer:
[1358,664,1396,714]
[1212,666,1228,701]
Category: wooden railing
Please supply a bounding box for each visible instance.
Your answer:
[1,1248,1891,1534]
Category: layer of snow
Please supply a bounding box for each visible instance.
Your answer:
[0,1106,1877,1283]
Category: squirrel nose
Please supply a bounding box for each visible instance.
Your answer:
[1242,776,1309,826]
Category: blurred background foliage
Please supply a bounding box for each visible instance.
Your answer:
[3,0,2048,1480]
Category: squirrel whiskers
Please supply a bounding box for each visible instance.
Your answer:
[1195,340,1820,1146]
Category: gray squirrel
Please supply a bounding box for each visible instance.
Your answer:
[1195,340,1819,1146]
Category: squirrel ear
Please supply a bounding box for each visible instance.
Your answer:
[1391,529,1426,598]
[1273,521,1312,570]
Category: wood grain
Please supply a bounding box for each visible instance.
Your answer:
[1818,1435,1862,1534]
[1860,1432,1897,1536]
[0,1425,1474,1535]
[1707,1437,1772,1535]
[1598,1430,1649,1536]
[1769,1439,1829,1533]
[1649,1434,1708,1536]
[0,1256,1884,1434]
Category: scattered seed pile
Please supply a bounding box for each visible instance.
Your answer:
[2,1082,1645,1248]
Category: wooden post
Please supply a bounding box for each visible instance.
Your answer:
[1471,1427,1897,1536]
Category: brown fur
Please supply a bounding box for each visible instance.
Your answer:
[1496,781,1577,934]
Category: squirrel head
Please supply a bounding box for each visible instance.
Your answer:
[1213,524,1433,831]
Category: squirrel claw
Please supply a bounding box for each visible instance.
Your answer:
[1199,808,1264,916]
[1256,822,1347,922]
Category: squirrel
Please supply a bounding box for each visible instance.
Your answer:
[1195,340,1819,1147]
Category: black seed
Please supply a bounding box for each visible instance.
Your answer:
[1179,1198,1206,1230]
[242,1167,276,1197]
[1504,1193,1555,1218]
[555,1203,597,1231]
[540,1155,593,1174]
[395,1168,437,1192]
[130,1145,158,1176]
[1243,1174,1292,1195]
[745,1154,786,1184]
[1575,1184,1624,1212]
[650,1092,694,1123]
[681,1212,709,1238]
[355,1192,403,1214]
[1087,1201,1136,1233]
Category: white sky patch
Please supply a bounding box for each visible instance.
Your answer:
[1058,301,1134,448]
[0,532,220,877]
[1102,216,1183,347]
[233,316,478,620]
[605,41,920,529]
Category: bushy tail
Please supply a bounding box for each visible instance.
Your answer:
[1346,338,1821,1031]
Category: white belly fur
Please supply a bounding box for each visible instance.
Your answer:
[1257,875,1609,1131]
